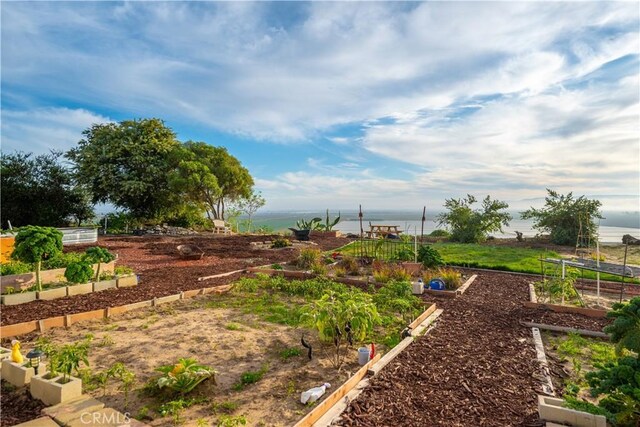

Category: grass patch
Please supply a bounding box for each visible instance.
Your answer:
[211,400,240,414]
[279,347,301,360]
[225,323,243,331]
[234,365,268,390]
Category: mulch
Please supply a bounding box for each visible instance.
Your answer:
[1,234,351,326]
[0,380,46,427]
[337,270,605,427]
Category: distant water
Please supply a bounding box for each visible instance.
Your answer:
[246,210,639,243]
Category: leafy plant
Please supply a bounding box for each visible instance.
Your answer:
[211,401,239,415]
[302,289,380,368]
[521,189,603,246]
[296,248,322,269]
[217,415,247,427]
[83,247,116,280]
[158,397,205,426]
[373,281,422,323]
[338,256,360,276]
[372,261,411,284]
[417,245,443,269]
[437,195,511,243]
[295,217,322,230]
[106,362,136,409]
[156,358,216,394]
[64,261,94,284]
[393,247,415,262]
[310,262,327,275]
[234,365,268,390]
[11,226,63,291]
[52,338,92,382]
[319,209,341,231]
[115,265,134,276]
[271,237,291,249]
[604,297,640,356]
[279,347,302,360]
[270,263,284,270]
[0,262,32,276]
[534,267,581,305]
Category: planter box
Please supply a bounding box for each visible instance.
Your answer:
[38,287,68,301]
[93,279,117,292]
[67,282,93,296]
[538,395,606,427]
[310,230,341,238]
[1,359,46,387]
[116,274,138,288]
[31,373,82,405]
[1,291,37,305]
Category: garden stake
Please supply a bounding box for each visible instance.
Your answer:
[421,206,426,245]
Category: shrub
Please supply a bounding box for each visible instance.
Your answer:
[64,262,94,284]
[0,262,32,276]
[296,248,322,269]
[373,281,422,322]
[12,226,63,291]
[83,247,116,280]
[310,262,327,275]
[332,266,346,277]
[604,297,640,356]
[429,229,451,238]
[372,261,411,284]
[393,247,415,262]
[338,256,360,276]
[417,245,443,269]
[156,358,216,394]
[437,194,511,243]
[271,237,291,249]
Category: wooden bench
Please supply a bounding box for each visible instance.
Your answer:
[212,220,230,234]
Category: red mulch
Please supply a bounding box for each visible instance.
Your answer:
[1,234,351,326]
[0,380,46,427]
[337,270,605,427]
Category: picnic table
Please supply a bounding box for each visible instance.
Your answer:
[365,225,403,238]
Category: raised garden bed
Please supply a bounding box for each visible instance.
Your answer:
[1,275,138,306]
[0,261,116,293]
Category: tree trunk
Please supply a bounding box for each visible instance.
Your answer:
[36,260,42,292]
[95,262,101,281]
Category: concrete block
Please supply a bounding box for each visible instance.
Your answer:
[2,291,37,305]
[1,359,45,387]
[11,417,59,427]
[116,275,138,288]
[93,280,117,292]
[67,282,93,296]
[31,373,83,406]
[538,395,606,427]
[43,395,105,425]
[38,287,68,301]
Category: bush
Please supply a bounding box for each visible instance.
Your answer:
[372,261,411,284]
[271,237,292,249]
[338,256,360,276]
[64,262,95,284]
[423,268,462,290]
[437,194,511,243]
[393,247,415,261]
[417,245,443,269]
[296,248,322,269]
[429,229,451,238]
[84,247,116,280]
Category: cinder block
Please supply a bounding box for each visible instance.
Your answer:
[1,359,46,387]
[38,287,68,301]
[538,395,606,427]
[30,374,83,406]
[67,283,93,296]
[93,279,117,292]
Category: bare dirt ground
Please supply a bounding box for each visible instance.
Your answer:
[15,292,363,427]
[1,234,351,326]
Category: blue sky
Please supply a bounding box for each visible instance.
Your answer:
[2,1,639,212]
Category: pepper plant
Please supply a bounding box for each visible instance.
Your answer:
[11,226,63,291]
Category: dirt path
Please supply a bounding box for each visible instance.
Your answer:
[337,271,606,427]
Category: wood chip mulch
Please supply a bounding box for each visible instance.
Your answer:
[0,380,46,427]
[1,234,351,326]
[337,270,598,427]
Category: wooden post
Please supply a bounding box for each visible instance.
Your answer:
[619,243,628,303]
[421,206,426,245]
[358,205,364,258]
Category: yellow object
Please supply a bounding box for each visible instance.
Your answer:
[0,236,15,264]
[170,363,185,376]
[11,340,24,364]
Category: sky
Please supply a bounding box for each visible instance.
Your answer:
[1,1,639,212]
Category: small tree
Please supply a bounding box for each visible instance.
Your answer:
[84,247,116,280]
[521,189,603,246]
[437,195,511,243]
[303,289,380,368]
[235,191,266,233]
[11,226,63,291]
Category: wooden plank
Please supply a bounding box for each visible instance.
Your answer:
[294,354,381,427]
[408,303,437,330]
[532,327,555,396]
[523,301,608,318]
[0,321,38,338]
[520,321,608,339]
[456,274,478,295]
[197,269,244,282]
[367,336,413,377]
[412,309,443,337]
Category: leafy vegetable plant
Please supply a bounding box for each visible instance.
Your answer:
[156,358,216,394]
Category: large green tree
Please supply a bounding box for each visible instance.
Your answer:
[437,195,512,243]
[0,151,94,228]
[521,189,602,246]
[67,119,182,221]
[176,142,253,220]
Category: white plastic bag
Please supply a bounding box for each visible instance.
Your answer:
[300,382,331,404]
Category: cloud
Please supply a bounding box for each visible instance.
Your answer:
[1,108,112,154]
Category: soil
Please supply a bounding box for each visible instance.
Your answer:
[1,234,350,326]
[0,380,47,427]
[15,292,362,427]
[336,270,607,427]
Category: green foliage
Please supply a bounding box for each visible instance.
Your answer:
[156,358,216,394]
[521,189,603,246]
[429,229,451,238]
[393,247,415,262]
[371,261,411,283]
[217,415,247,427]
[234,365,268,390]
[338,256,360,276]
[534,268,581,305]
[83,246,115,280]
[437,194,511,243]
[423,268,463,290]
[296,248,322,269]
[302,289,380,368]
[115,265,134,275]
[234,191,266,233]
[106,362,136,409]
[0,151,95,228]
[416,245,443,269]
[0,262,32,276]
[373,281,422,323]
[102,211,139,234]
[64,262,94,284]
[158,397,206,426]
[604,297,640,356]
[564,396,615,424]
[319,209,341,231]
[279,347,302,360]
[12,226,63,291]
[295,217,322,230]
[211,401,239,414]
[271,237,291,249]
[68,118,184,221]
[50,338,92,382]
